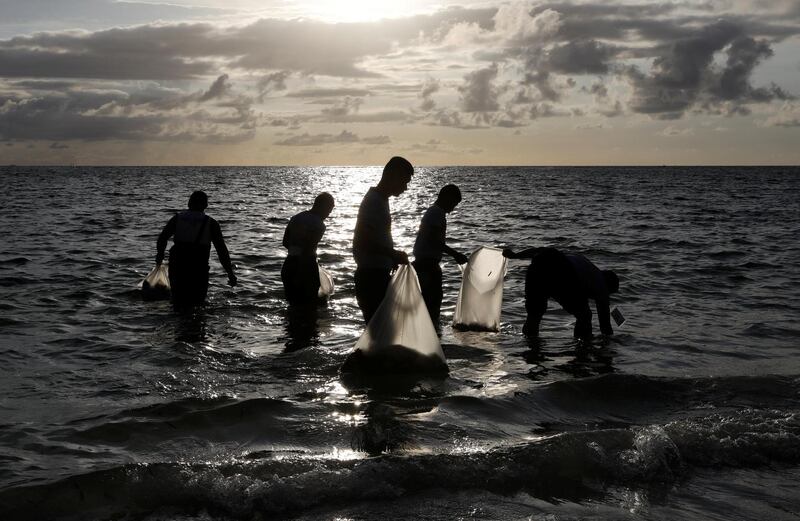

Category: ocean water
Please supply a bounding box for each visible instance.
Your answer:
[1,166,799,520]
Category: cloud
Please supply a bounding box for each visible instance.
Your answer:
[764,103,800,127]
[313,97,409,123]
[459,64,501,112]
[599,100,624,118]
[660,125,695,137]
[0,0,230,31]
[274,130,390,146]
[495,5,562,43]
[529,102,567,119]
[545,40,617,74]
[1,1,799,149]
[419,78,440,111]
[287,88,373,98]
[0,25,217,80]
[199,74,231,102]
[713,36,792,102]
[320,97,364,119]
[0,15,413,80]
[625,21,794,118]
[0,75,258,143]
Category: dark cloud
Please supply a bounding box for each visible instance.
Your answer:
[459,64,501,112]
[0,76,258,143]
[199,74,230,102]
[625,21,794,118]
[419,78,440,111]
[545,40,617,74]
[257,71,290,101]
[479,2,799,118]
[274,130,390,146]
[713,36,789,102]
[0,25,217,79]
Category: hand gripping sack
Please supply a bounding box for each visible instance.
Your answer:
[343,264,448,374]
[318,263,334,298]
[141,263,171,301]
[453,247,507,331]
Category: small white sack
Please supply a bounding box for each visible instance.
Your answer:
[453,247,507,331]
[346,264,447,374]
[141,263,171,300]
[318,263,334,298]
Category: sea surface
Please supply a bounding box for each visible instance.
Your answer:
[1,166,799,520]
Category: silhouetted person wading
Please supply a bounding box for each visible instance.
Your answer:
[352,156,413,324]
[281,192,335,306]
[503,247,619,339]
[412,184,468,324]
[156,191,237,310]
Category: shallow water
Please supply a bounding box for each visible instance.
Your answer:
[1,166,799,520]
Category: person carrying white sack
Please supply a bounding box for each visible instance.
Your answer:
[281,192,335,306]
[155,190,237,311]
[412,184,468,324]
[352,156,414,324]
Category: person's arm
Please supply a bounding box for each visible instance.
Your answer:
[282,223,291,250]
[503,247,543,259]
[210,220,237,286]
[596,296,613,336]
[443,244,468,265]
[155,215,176,265]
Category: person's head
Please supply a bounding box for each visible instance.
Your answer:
[188,190,208,211]
[603,270,619,294]
[436,184,462,213]
[379,156,414,196]
[312,192,335,219]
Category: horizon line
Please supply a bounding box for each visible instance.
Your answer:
[3,163,800,168]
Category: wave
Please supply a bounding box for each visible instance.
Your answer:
[2,407,798,521]
[57,397,300,447]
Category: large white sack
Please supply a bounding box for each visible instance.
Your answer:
[343,264,447,374]
[318,263,334,298]
[453,247,507,331]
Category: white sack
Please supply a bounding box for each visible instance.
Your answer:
[141,263,170,300]
[318,263,334,298]
[453,247,507,331]
[344,264,447,374]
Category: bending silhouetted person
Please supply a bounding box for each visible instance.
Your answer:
[504,247,619,339]
[281,192,335,306]
[156,191,237,311]
[412,184,468,324]
[352,156,413,324]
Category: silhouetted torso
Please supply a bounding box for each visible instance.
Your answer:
[353,187,393,270]
[282,210,326,305]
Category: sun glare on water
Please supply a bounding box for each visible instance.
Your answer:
[301,0,428,22]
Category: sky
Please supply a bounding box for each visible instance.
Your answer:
[0,0,799,165]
